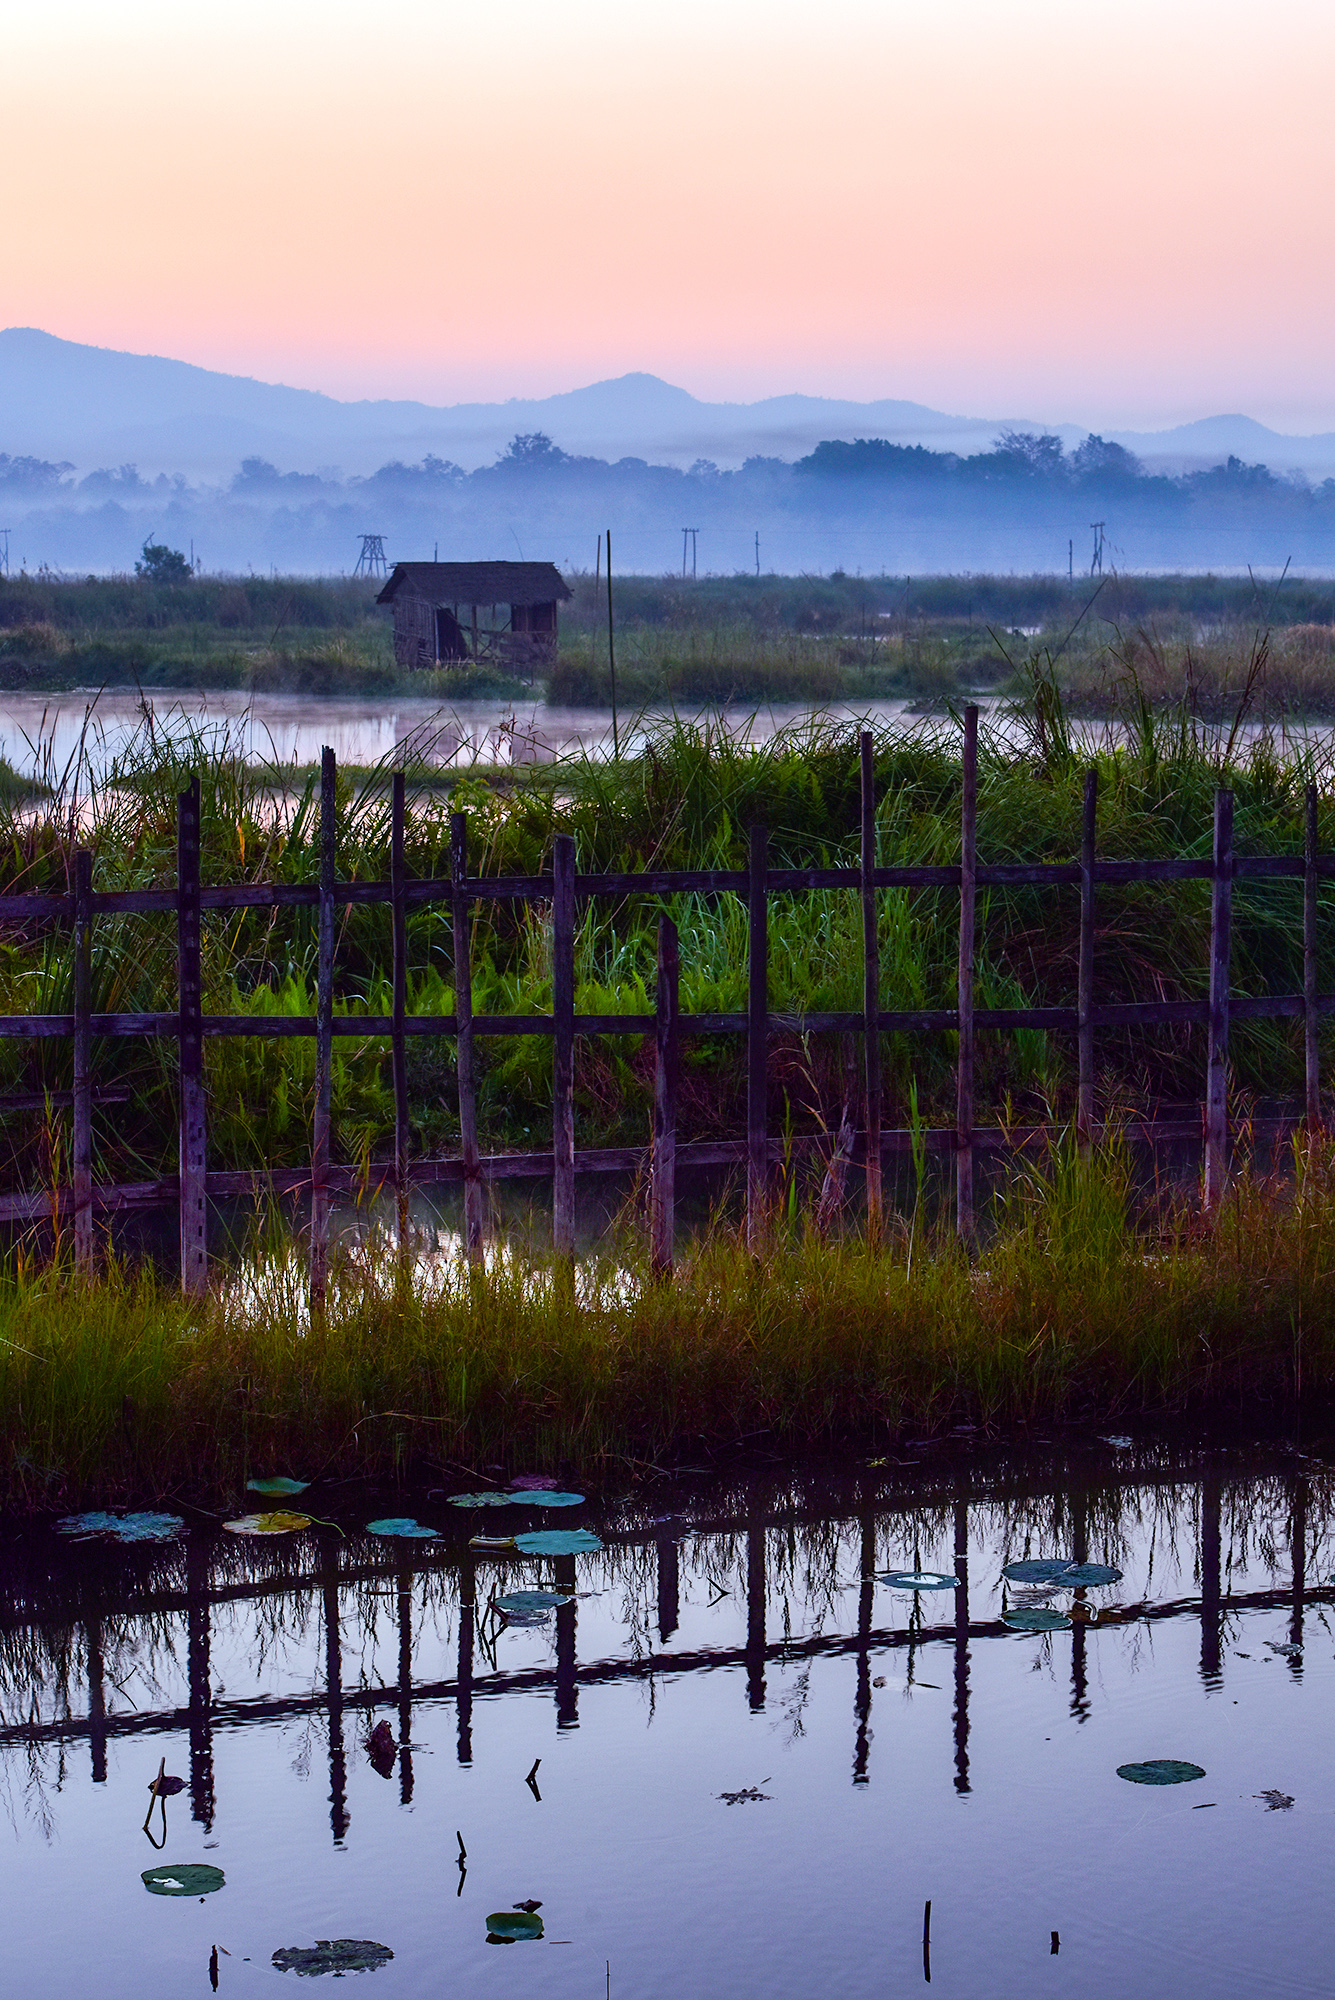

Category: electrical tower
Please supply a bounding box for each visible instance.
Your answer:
[681,528,698,580]
[353,533,388,579]
[0,530,9,580]
[1090,522,1105,577]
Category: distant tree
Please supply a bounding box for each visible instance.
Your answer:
[497,432,567,467]
[135,539,192,583]
[993,430,1067,477]
[1072,434,1142,480]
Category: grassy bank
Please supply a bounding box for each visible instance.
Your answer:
[2,1135,1332,1508]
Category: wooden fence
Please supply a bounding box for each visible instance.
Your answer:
[0,705,1328,1299]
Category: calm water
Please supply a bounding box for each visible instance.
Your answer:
[3,1435,1332,1998]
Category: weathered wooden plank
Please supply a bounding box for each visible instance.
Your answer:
[747,823,769,1248]
[650,915,679,1278]
[72,848,93,1276]
[1306,782,1322,1127]
[391,772,410,1254]
[956,707,978,1246]
[860,732,882,1234]
[451,812,484,1263]
[1077,769,1096,1151]
[551,832,576,1259]
[177,781,207,1297]
[1205,788,1233,1209]
[310,747,336,1310]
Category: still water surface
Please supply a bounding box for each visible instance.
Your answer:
[3,1435,1331,1998]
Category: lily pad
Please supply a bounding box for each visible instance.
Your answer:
[222,1511,311,1536]
[146,1775,186,1796]
[879,1570,960,1591]
[272,1939,393,1975]
[1002,1559,1076,1584]
[509,1475,560,1490]
[469,1535,516,1552]
[142,1862,225,1897]
[448,1491,520,1507]
[1117,1759,1206,1786]
[486,1912,544,1943]
[514,1528,603,1556]
[366,1518,440,1540]
[494,1590,574,1614]
[58,1512,184,1544]
[1061,1563,1124,1587]
[1003,1607,1073,1631]
[518,1491,585,1508]
[246,1477,309,1497]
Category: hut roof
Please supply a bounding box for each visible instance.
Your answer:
[376,561,571,608]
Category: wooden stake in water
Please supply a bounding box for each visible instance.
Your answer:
[860,733,882,1235]
[747,824,769,1249]
[391,772,410,1256]
[72,845,93,1277]
[606,528,619,760]
[1077,768,1097,1151]
[451,813,484,1263]
[552,833,576,1260]
[1204,788,1233,1210]
[956,708,978,1246]
[177,780,207,1296]
[310,747,336,1309]
[650,916,678,1279]
[1305,781,1322,1129]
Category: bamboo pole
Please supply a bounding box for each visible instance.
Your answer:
[747,823,769,1249]
[551,832,576,1260]
[310,747,335,1309]
[177,779,207,1296]
[450,812,484,1262]
[860,732,882,1234]
[650,915,679,1278]
[1204,787,1233,1210]
[1305,781,1322,1129]
[956,707,978,1245]
[1077,767,1097,1151]
[391,772,410,1256]
[72,846,92,1276]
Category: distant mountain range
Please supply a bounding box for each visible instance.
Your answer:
[5,327,1335,482]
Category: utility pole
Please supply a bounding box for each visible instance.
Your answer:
[682,528,698,580]
[0,529,9,579]
[353,533,388,579]
[1068,538,1073,583]
[1090,523,1105,577]
[755,532,760,577]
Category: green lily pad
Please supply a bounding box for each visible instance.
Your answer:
[272,1939,393,1974]
[1003,1607,1073,1630]
[58,1512,185,1544]
[1062,1563,1123,1587]
[246,1477,309,1497]
[486,1912,544,1943]
[1117,1759,1206,1786]
[447,1491,520,1507]
[366,1518,439,1539]
[879,1570,960,1591]
[514,1528,603,1556]
[222,1511,311,1536]
[142,1862,225,1897]
[518,1491,585,1508]
[495,1590,574,1614]
[1002,1559,1076,1584]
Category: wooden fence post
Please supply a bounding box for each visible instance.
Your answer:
[391,771,410,1256]
[860,732,882,1235]
[1205,787,1233,1210]
[310,747,335,1309]
[72,846,93,1276]
[956,707,978,1246]
[1077,767,1097,1151]
[747,823,769,1249]
[451,812,484,1263]
[177,779,207,1296]
[1305,781,1322,1129]
[552,832,576,1261]
[650,915,678,1278]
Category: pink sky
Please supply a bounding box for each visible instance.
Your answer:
[4,0,1334,429]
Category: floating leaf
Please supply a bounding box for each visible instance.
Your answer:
[142,1863,225,1897]
[58,1512,184,1544]
[1117,1759,1206,1785]
[879,1570,960,1592]
[494,1590,573,1614]
[518,1491,585,1508]
[246,1477,309,1497]
[146,1775,186,1796]
[514,1528,603,1556]
[1002,1559,1076,1584]
[447,1491,520,1508]
[486,1912,544,1943]
[1265,1640,1302,1658]
[272,1939,393,1975]
[1003,1607,1073,1631]
[1100,1436,1134,1449]
[509,1475,560,1491]
[469,1535,516,1552]
[222,1511,311,1536]
[1061,1563,1123,1587]
[366,1518,439,1540]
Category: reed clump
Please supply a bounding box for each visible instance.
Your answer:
[2,1133,1333,1509]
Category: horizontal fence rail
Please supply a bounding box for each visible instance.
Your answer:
[0,707,1328,1298]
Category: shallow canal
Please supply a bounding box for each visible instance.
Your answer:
[2,1432,1331,1997]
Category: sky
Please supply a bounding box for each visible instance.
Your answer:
[4,0,1335,432]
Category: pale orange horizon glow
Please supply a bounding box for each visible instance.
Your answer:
[4,0,1335,430]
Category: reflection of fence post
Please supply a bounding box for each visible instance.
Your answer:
[86,1619,107,1785]
[1205,789,1233,1211]
[1199,1472,1221,1685]
[1069,1490,1089,1721]
[391,773,410,1258]
[747,826,769,1249]
[186,1535,215,1827]
[952,1499,970,1795]
[1290,1474,1308,1654]
[860,734,882,1235]
[1077,769,1097,1151]
[397,1564,414,1804]
[554,1553,578,1728]
[1305,784,1322,1129]
[956,709,978,1245]
[745,1522,766,1712]
[177,781,207,1295]
[72,847,93,1275]
[457,1555,475,1765]
[656,1528,679,1643]
[853,1505,874,1784]
[450,814,484,1262]
[310,748,336,1310]
[322,1551,349,1841]
[651,917,678,1278]
[552,834,576,1262]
